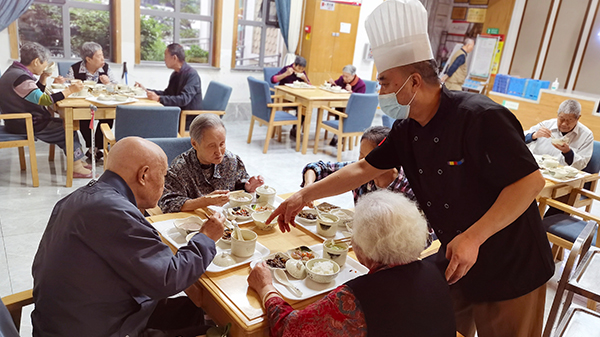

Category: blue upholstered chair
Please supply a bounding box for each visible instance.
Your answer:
[0,113,39,187]
[247,76,302,154]
[263,67,280,92]
[101,105,181,168]
[148,137,192,166]
[364,80,379,94]
[314,93,379,161]
[57,62,72,77]
[381,114,394,128]
[179,81,233,136]
[568,140,600,212]
[1,289,33,336]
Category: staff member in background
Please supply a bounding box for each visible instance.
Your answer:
[135,43,203,128]
[61,42,118,161]
[0,42,91,178]
[524,99,593,170]
[440,38,474,91]
[269,1,554,337]
[328,65,366,93]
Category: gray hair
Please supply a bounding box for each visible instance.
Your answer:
[189,114,225,143]
[353,190,428,265]
[558,99,582,117]
[81,42,103,62]
[294,56,307,68]
[342,65,356,76]
[464,38,475,47]
[20,42,51,66]
[360,126,390,145]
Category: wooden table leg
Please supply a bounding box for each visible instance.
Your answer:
[301,103,313,155]
[64,108,74,187]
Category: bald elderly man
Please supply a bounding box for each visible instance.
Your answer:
[32,137,224,337]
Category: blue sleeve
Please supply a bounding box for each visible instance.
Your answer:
[524,133,535,144]
[446,54,466,77]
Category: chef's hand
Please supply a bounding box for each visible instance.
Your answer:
[200,212,225,242]
[267,192,308,233]
[345,84,352,92]
[245,175,264,193]
[146,90,160,102]
[135,82,146,90]
[533,126,552,139]
[444,232,480,285]
[99,74,110,85]
[553,142,571,153]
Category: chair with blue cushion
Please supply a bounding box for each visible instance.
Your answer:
[57,62,72,77]
[148,137,191,166]
[179,81,233,136]
[101,105,181,168]
[381,114,394,128]
[566,140,600,212]
[263,67,280,92]
[314,93,379,161]
[0,113,39,187]
[247,76,302,154]
[364,80,379,94]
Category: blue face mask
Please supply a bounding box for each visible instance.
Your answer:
[378,76,417,120]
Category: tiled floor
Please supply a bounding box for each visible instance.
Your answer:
[0,112,596,335]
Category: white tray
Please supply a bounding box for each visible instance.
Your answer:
[150,219,270,273]
[86,96,138,106]
[540,168,589,183]
[284,83,316,89]
[294,210,352,241]
[319,86,350,94]
[251,244,367,300]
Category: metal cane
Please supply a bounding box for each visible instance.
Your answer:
[89,104,97,179]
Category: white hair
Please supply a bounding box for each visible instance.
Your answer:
[558,99,581,117]
[189,113,225,143]
[352,190,428,265]
[81,42,103,61]
[464,38,475,46]
[342,65,356,76]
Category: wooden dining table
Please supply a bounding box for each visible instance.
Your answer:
[537,173,593,216]
[54,97,162,187]
[273,86,351,155]
[147,195,441,337]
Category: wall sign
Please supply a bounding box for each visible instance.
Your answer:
[320,1,335,11]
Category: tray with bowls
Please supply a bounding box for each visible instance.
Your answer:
[294,205,354,240]
[251,244,367,300]
[319,85,350,94]
[86,95,138,106]
[284,82,316,89]
[535,154,589,183]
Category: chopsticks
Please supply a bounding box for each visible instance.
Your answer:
[333,237,352,244]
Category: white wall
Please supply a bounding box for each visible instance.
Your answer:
[0,1,378,107]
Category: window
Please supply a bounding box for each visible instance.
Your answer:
[234,0,285,69]
[139,0,214,64]
[17,0,114,60]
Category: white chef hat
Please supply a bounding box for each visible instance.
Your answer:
[365,0,434,73]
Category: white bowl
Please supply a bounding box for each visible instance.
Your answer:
[231,229,258,258]
[173,216,205,236]
[306,258,340,284]
[255,185,276,205]
[295,209,318,225]
[250,204,274,213]
[323,239,349,267]
[229,191,253,207]
[83,80,97,86]
[251,211,278,231]
[286,259,307,279]
[316,213,339,237]
[44,62,56,74]
[551,138,567,146]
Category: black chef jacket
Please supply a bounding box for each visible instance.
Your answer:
[366,87,554,302]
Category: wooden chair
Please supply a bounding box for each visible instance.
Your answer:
[178,81,232,136]
[314,93,379,161]
[246,76,302,154]
[101,106,181,168]
[1,289,34,335]
[0,113,39,187]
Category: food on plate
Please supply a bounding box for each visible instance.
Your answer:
[231,206,251,217]
[298,210,317,220]
[551,138,568,146]
[251,204,274,212]
[315,202,340,212]
[212,252,236,267]
[222,228,232,241]
[231,194,251,202]
[325,241,348,251]
[288,246,316,262]
[266,253,289,269]
[310,260,336,275]
[291,80,312,88]
[286,259,307,279]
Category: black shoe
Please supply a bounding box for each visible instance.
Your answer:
[329,135,338,147]
[290,125,297,140]
[95,149,103,161]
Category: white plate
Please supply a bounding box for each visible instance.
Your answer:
[319,86,350,94]
[284,83,316,89]
[251,244,367,300]
[150,219,270,273]
[541,169,589,183]
[86,96,138,106]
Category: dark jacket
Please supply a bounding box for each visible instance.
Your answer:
[150,62,203,110]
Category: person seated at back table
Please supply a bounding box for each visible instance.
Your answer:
[302,126,413,205]
[135,43,203,129]
[61,41,118,161]
[524,99,594,170]
[248,190,456,337]
[32,137,225,336]
[0,42,91,178]
[327,65,366,93]
[159,114,265,213]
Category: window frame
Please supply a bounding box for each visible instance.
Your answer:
[135,0,220,67]
[10,0,121,63]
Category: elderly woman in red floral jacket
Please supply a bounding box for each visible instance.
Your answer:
[248,190,456,337]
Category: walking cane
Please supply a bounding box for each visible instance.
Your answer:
[89,104,97,178]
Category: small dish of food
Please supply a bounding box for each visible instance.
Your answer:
[263,252,291,270]
[296,209,318,225]
[315,202,340,213]
[551,138,568,146]
[251,204,274,213]
[226,206,253,221]
[173,216,205,236]
[220,227,233,244]
[305,258,341,284]
[252,210,278,231]
[229,191,253,207]
[287,246,317,262]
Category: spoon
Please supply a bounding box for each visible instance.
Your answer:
[273,269,303,297]
[232,220,244,242]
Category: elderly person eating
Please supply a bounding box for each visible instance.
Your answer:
[159,114,265,213]
[0,42,91,178]
[328,65,366,93]
[248,190,456,337]
[61,41,118,161]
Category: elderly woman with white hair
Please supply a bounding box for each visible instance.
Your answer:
[524,99,594,170]
[159,114,265,213]
[248,190,455,337]
[328,64,366,93]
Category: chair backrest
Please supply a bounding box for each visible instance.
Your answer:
[57,62,72,77]
[201,81,233,111]
[247,76,273,121]
[381,114,394,128]
[343,93,380,133]
[0,299,19,337]
[583,140,600,174]
[114,106,181,141]
[363,80,379,94]
[263,67,280,89]
[148,137,192,166]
